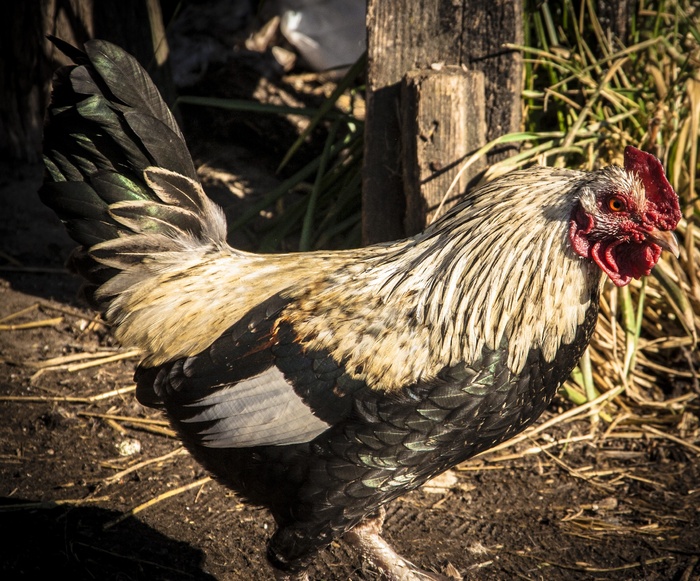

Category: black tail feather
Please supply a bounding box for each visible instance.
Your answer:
[40,38,226,310]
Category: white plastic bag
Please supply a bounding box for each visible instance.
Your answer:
[279,0,366,71]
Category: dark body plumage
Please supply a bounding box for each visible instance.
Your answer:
[40,39,679,578]
[143,294,599,570]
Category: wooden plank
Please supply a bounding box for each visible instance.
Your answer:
[460,0,523,153]
[401,67,486,234]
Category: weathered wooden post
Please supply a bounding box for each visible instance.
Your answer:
[1,0,172,162]
[401,67,485,234]
[363,0,523,242]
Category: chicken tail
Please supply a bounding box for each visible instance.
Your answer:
[39,38,241,365]
[40,38,233,363]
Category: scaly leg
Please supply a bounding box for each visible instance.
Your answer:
[344,508,455,581]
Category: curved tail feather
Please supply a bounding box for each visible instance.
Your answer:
[40,38,227,312]
[40,38,348,367]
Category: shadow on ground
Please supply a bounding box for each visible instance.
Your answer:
[0,499,215,580]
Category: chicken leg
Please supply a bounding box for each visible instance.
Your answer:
[344,508,455,580]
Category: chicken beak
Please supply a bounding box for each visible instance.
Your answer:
[649,228,680,258]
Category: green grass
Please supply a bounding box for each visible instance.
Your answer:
[176,52,367,252]
[507,0,699,411]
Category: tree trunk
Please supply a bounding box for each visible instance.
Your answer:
[597,0,635,47]
[0,0,172,163]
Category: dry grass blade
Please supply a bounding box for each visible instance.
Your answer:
[534,441,615,491]
[78,410,177,438]
[26,350,125,369]
[99,447,189,486]
[464,433,593,465]
[680,557,700,581]
[40,302,110,328]
[506,547,675,573]
[642,424,700,454]
[0,303,40,323]
[0,496,111,511]
[69,540,209,577]
[0,385,136,404]
[0,248,24,267]
[0,317,63,331]
[78,411,170,426]
[27,349,142,382]
[0,302,110,339]
[102,476,212,529]
[65,349,142,371]
[563,516,670,536]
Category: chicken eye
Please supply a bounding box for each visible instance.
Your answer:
[607,196,626,212]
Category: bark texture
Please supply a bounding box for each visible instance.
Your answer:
[363,0,523,243]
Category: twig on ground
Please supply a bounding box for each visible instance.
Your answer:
[0,317,63,331]
[99,447,189,486]
[642,424,700,455]
[79,410,176,438]
[103,476,212,529]
[0,497,111,511]
[0,303,40,323]
[0,385,136,404]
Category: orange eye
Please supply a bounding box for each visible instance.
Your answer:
[607,196,625,212]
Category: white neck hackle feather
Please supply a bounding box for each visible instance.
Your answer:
[287,166,609,390]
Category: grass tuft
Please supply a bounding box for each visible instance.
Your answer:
[493,0,700,418]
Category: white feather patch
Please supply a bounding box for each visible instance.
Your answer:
[180,366,330,447]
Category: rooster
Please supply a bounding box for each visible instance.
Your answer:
[40,38,681,580]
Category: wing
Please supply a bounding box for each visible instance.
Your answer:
[135,294,367,448]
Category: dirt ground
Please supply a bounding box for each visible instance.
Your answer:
[2,21,700,581]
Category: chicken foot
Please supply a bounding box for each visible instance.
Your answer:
[344,508,455,580]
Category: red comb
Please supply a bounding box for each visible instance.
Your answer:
[624,146,681,230]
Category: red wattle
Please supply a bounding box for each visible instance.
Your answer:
[569,206,594,257]
[589,239,661,287]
